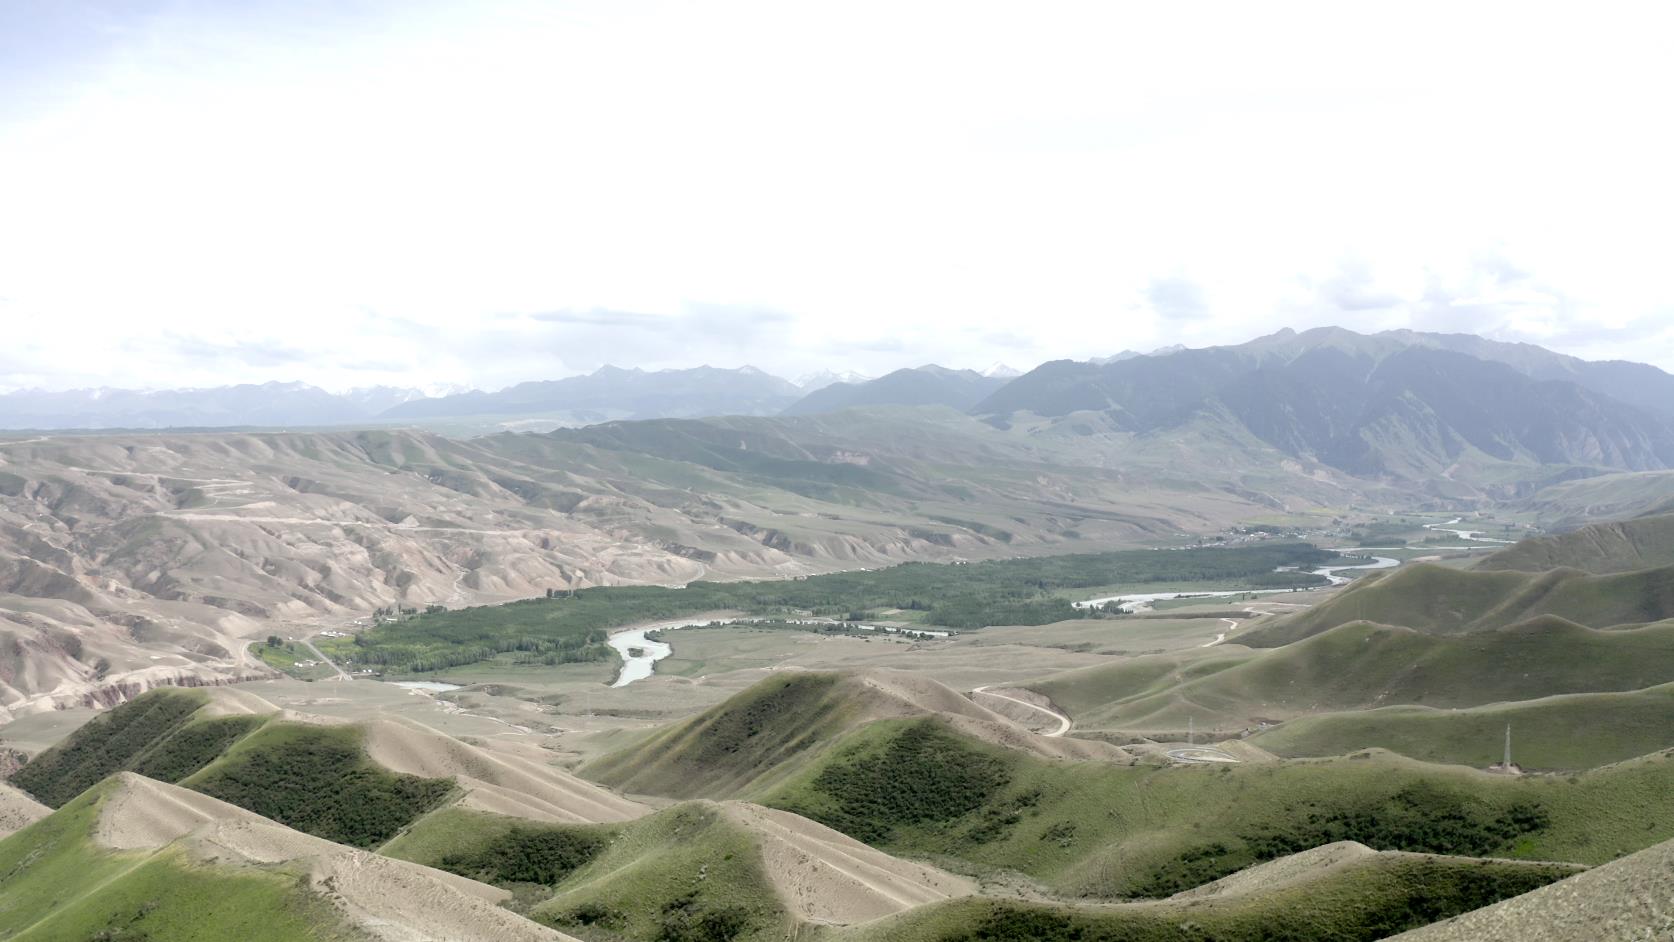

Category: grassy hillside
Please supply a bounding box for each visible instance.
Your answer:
[1251,684,1674,770]
[1476,513,1674,574]
[1517,469,1674,530]
[1393,832,1674,941]
[180,721,454,848]
[1238,562,1674,647]
[9,689,262,807]
[1028,648,1255,733]
[1033,617,1674,736]
[11,690,454,850]
[530,803,790,941]
[842,853,1576,942]
[583,672,867,799]
[757,717,1674,899]
[380,800,1584,942]
[0,781,362,941]
[580,668,1100,801]
[382,806,615,892]
[391,799,979,941]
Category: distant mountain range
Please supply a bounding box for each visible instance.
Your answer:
[781,365,1010,416]
[0,382,427,430]
[3,329,1670,461]
[381,365,803,423]
[794,370,873,392]
[977,327,1674,479]
[0,363,1021,431]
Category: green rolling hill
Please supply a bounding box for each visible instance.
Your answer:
[1032,617,1674,737]
[1391,831,1674,940]
[1475,512,1674,574]
[845,848,1575,942]
[1515,469,1674,530]
[1236,562,1674,647]
[748,713,1674,899]
[1249,683,1674,770]
[581,669,1118,801]
[7,663,1672,940]
[9,688,454,849]
[0,779,368,942]
[7,687,642,849]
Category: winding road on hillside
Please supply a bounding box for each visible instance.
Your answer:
[971,685,1072,736]
[1202,604,1288,647]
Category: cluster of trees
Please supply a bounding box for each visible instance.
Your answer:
[372,604,443,621]
[343,629,611,674]
[190,725,454,849]
[794,720,1012,843]
[324,543,1338,675]
[437,825,607,886]
[1244,784,1549,861]
[1136,783,1551,898]
[11,691,206,806]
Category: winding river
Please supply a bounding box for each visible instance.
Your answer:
[606,616,953,688]
[606,618,712,687]
[1424,517,1516,544]
[602,531,1509,687]
[1073,554,1398,613]
[606,552,1415,687]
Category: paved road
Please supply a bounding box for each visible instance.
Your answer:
[300,638,351,681]
[971,685,1072,737]
[1167,747,1240,764]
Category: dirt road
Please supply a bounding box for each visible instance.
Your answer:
[971,685,1072,736]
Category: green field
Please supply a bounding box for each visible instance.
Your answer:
[320,543,1338,674]
[250,640,339,681]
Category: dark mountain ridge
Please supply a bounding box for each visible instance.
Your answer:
[982,328,1674,479]
[781,365,1010,416]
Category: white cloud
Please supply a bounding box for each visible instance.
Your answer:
[0,0,1670,391]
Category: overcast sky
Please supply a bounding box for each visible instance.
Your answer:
[1,1,1670,392]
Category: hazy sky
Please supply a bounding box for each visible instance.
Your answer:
[1,1,1671,392]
